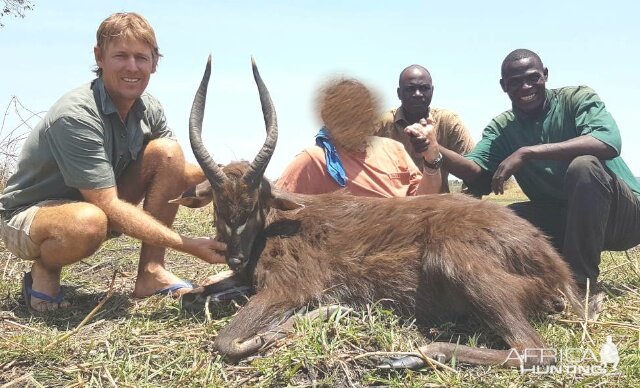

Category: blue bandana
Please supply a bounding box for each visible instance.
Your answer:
[315,127,347,187]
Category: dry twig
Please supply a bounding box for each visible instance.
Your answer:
[43,271,117,351]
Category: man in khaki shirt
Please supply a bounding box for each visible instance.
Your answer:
[376,64,475,192]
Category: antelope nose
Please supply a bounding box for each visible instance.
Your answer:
[228,257,242,270]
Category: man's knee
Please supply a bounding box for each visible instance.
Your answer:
[144,138,184,165]
[29,203,108,260]
[565,155,611,193]
[48,206,108,256]
[73,206,109,241]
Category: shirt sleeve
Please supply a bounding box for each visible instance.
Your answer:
[438,110,476,155]
[464,121,509,196]
[45,116,116,189]
[145,96,175,140]
[374,109,397,137]
[465,120,508,173]
[276,148,336,194]
[572,86,621,155]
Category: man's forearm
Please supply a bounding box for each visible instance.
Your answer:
[440,147,482,183]
[517,135,617,162]
[415,167,442,195]
[103,199,186,251]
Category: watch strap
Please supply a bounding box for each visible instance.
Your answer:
[423,152,443,170]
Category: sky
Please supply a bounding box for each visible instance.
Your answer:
[1,0,639,180]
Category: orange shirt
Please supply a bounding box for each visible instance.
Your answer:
[276,137,423,197]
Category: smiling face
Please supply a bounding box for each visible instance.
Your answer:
[500,56,548,115]
[94,38,156,118]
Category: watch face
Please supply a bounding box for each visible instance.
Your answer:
[424,153,443,170]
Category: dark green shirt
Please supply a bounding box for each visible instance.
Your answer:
[0,78,174,217]
[466,86,640,200]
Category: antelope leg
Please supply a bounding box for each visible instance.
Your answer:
[378,342,557,369]
[234,304,349,354]
[181,271,251,312]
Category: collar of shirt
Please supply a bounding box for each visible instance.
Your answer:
[393,106,432,131]
[92,77,147,118]
[92,78,149,162]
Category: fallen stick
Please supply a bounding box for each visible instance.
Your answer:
[43,271,117,352]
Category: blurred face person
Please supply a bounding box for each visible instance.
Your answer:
[318,78,381,151]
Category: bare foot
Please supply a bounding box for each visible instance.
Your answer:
[133,266,193,298]
[29,261,71,311]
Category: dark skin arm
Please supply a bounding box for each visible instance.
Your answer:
[490,135,616,194]
[404,119,442,195]
[440,146,483,183]
[440,134,616,195]
[408,119,485,188]
[440,135,617,194]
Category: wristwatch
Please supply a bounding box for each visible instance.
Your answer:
[423,152,443,170]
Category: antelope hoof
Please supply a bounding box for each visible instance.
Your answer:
[378,356,426,370]
[180,285,251,312]
[303,304,349,320]
[378,347,449,370]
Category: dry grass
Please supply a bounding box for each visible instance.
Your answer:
[1,197,639,387]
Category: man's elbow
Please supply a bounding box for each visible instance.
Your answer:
[598,142,619,160]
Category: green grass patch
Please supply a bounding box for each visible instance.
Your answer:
[1,203,639,387]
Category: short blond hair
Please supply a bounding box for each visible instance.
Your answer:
[94,12,162,76]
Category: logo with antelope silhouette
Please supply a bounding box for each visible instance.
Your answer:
[505,335,622,375]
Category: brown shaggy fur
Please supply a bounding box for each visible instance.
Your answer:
[190,168,583,364]
[184,58,586,368]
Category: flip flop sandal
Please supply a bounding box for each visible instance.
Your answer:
[153,281,194,296]
[22,271,65,312]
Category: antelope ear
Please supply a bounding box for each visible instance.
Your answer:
[169,181,214,208]
[269,189,305,212]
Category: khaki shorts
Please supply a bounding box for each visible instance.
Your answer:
[0,199,74,259]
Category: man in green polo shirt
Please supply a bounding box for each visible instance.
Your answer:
[0,12,226,312]
[434,48,640,289]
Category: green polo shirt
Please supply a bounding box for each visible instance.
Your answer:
[0,78,174,217]
[466,86,640,200]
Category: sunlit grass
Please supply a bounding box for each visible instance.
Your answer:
[1,200,639,387]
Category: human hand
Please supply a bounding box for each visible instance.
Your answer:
[404,118,439,160]
[184,236,227,264]
[491,149,527,195]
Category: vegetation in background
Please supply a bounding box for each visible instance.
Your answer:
[0,97,42,191]
[0,0,34,28]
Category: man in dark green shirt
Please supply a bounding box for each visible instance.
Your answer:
[434,49,640,289]
[0,12,226,312]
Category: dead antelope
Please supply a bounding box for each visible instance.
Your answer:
[179,56,594,369]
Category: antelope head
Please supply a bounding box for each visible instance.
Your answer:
[188,56,302,273]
